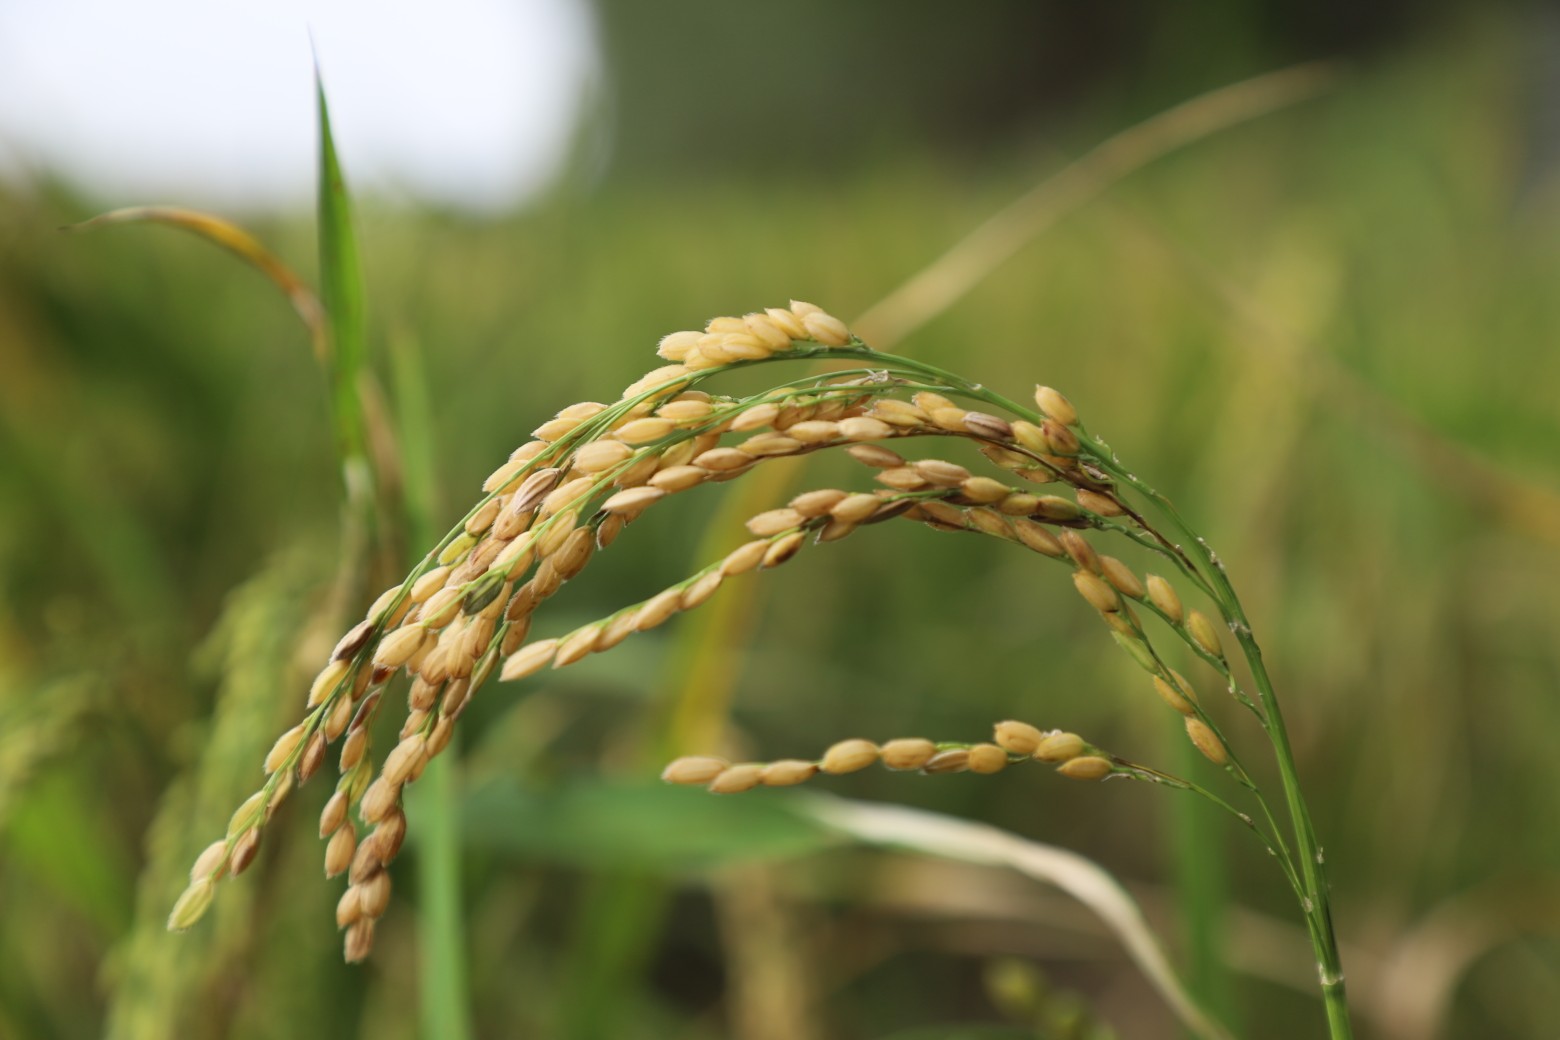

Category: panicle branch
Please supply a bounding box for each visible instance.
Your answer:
[661,719,1128,792]
[171,299,1283,966]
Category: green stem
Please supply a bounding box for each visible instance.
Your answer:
[799,343,1352,1036]
[389,327,474,1040]
[410,757,474,1040]
[1233,632,1351,1035]
[1170,736,1238,1037]
[1081,446,1352,1038]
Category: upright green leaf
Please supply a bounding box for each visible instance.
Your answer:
[315,67,369,471]
[392,326,475,1040]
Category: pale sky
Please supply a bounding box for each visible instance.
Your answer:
[0,0,600,212]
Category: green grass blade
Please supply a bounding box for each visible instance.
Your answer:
[1171,735,1238,1037]
[389,326,474,1040]
[409,758,473,1040]
[388,327,438,548]
[315,66,369,473]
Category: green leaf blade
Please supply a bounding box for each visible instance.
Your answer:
[314,67,368,466]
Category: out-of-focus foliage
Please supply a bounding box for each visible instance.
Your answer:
[1,5,1557,1038]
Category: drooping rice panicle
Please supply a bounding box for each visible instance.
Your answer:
[170,299,1335,1012]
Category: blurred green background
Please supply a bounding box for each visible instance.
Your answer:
[2,2,1558,1038]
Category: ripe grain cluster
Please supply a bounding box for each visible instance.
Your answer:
[173,301,1263,963]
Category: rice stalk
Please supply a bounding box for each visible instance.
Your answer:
[164,301,1353,1038]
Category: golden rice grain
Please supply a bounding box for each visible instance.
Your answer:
[1073,571,1120,613]
[167,879,216,932]
[1034,386,1078,426]
[1041,418,1080,456]
[868,399,928,427]
[657,330,702,361]
[880,738,936,770]
[708,764,765,794]
[1032,496,1083,522]
[1099,556,1145,599]
[1186,610,1224,658]
[845,443,903,468]
[837,416,893,441]
[662,756,729,784]
[765,307,808,339]
[830,493,881,524]
[621,364,693,399]
[821,738,879,774]
[324,823,356,878]
[372,625,428,670]
[922,749,970,774]
[929,407,972,432]
[656,399,712,423]
[229,830,262,876]
[958,476,1009,504]
[1153,674,1198,715]
[966,508,1014,540]
[549,528,596,580]
[190,840,228,881]
[967,743,1009,774]
[1185,717,1228,765]
[760,760,818,786]
[740,433,802,456]
[876,467,929,492]
[366,584,409,626]
[343,919,375,963]
[358,870,392,918]
[721,540,771,576]
[801,311,850,346]
[263,724,307,775]
[997,492,1041,515]
[913,459,970,487]
[694,447,755,472]
[1013,519,1065,557]
[359,778,400,824]
[1058,756,1112,781]
[1011,420,1048,455]
[743,313,793,349]
[785,420,839,444]
[1058,530,1100,573]
[573,440,635,473]
[730,402,780,431]
[499,638,559,681]
[680,571,724,609]
[1145,575,1184,623]
[963,411,1013,441]
[553,626,602,667]
[634,588,685,631]
[612,417,675,446]
[601,486,664,515]
[1076,489,1124,516]
[1034,732,1086,763]
[308,658,351,708]
[993,720,1044,756]
[647,464,706,493]
[747,508,805,537]
[789,489,848,517]
[760,531,806,568]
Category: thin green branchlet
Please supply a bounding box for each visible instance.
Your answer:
[168,301,1350,1039]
